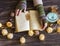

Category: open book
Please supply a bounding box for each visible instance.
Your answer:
[15,10,41,32]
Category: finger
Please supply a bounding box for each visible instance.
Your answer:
[15,9,19,16]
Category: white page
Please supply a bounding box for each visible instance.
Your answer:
[29,10,41,30]
[15,12,30,32]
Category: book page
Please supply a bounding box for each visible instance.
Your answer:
[29,10,41,30]
[15,12,30,32]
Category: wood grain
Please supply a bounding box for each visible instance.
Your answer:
[0,0,60,46]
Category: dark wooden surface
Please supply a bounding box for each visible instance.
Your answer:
[0,0,60,46]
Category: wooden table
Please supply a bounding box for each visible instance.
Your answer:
[0,0,60,46]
